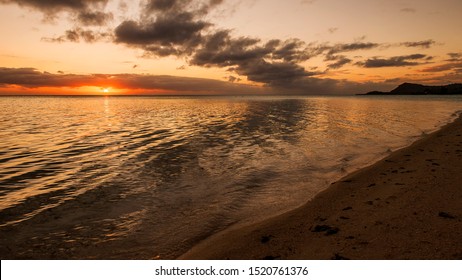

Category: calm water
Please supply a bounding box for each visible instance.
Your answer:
[1,95,461,259]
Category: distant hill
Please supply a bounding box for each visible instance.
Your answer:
[363,83,462,95]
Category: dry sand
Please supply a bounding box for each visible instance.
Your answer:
[181,116,462,260]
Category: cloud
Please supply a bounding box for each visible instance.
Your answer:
[328,27,338,34]
[271,39,311,62]
[326,56,352,69]
[0,67,97,87]
[115,16,209,56]
[310,41,380,69]
[357,54,431,68]
[447,52,462,62]
[420,62,462,73]
[190,30,317,86]
[0,0,110,23]
[42,28,112,43]
[145,0,224,13]
[0,67,265,94]
[0,0,108,13]
[325,42,380,55]
[401,39,436,49]
[77,11,113,26]
[235,60,313,86]
[2,0,113,45]
[113,1,226,56]
[191,32,306,66]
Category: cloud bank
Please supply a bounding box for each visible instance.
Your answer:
[0,67,271,94]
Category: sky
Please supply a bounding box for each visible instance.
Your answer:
[0,0,461,95]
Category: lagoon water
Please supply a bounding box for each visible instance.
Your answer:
[1,95,461,259]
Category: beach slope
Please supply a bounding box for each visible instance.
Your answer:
[182,117,462,260]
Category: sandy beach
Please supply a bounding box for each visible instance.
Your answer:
[182,116,462,260]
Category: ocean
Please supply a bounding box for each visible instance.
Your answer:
[1,95,461,259]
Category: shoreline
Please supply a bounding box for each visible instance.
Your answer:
[181,115,462,260]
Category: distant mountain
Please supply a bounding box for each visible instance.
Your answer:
[362,83,462,95]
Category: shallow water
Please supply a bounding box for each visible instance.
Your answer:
[1,95,461,258]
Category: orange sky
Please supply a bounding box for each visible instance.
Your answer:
[0,0,461,95]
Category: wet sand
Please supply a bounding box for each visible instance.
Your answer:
[182,116,462,260]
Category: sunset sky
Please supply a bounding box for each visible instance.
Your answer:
[0,0,461,95]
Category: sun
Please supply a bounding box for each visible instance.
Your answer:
[100,87,111,94]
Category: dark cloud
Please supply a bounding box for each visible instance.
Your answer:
[0,67,97,87]
[312,42,379,69]
[357,54,430,68]
[115,15,209,56]
[114,1,219,56]
[146,0,180,11]
[191,30,265,66]
[145,0,224,14]
[77,11,113,26]
[190,30,315,86]
[271,39,311,62]
[447,52,462,62]
[114,1,225,57]
[0,0,108,13]
[420,62,462,73]
[305,42,381,69]
[42,28,112,43]
[235,60,313,86]
[326,56,352,69]
[325,42,380,55]
[401,39,436,49]
[0,0,109,22]
[0,67,264,94]
[1,0,113,45]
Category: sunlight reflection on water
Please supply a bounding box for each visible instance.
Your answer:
[0,95,461,258]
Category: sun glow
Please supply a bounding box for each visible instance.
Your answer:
[102,88,110,93]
